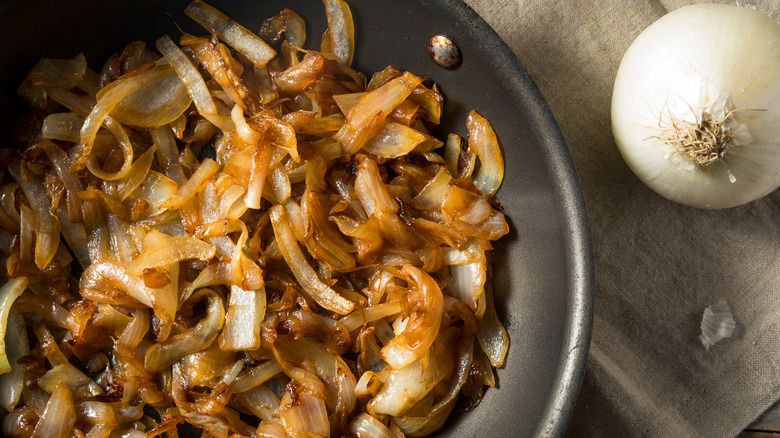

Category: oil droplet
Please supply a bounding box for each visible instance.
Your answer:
[428,35,461,69]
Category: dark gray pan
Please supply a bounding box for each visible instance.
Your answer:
[0,0,594,436]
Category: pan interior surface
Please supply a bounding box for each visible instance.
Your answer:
[0,0,594,436]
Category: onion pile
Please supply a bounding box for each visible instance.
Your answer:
[0,1,510,437]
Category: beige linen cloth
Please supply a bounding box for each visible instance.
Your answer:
[461,0,780,437]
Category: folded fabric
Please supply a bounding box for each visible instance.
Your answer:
[464,0,780,436]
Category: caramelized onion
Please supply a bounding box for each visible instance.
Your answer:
[1,1,511,436]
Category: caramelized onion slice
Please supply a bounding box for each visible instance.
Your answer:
[476,281,509,367]
[335,72,424,155]
[379,265,443,370]
[31,383,75,438]
[126,233,216,276]
[110,72,192,127]
[0,312,27,411]
[467,110,504,196]
[156,34,234,131]
[0,277,29,374]
[269,204,355,315]
[144,289,225,372]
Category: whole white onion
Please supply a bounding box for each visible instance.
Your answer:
[611,4,780,208]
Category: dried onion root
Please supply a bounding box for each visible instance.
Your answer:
[0,1,510,437]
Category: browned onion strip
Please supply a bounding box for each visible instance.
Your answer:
[161,158,220,210]
[30,383,75,438]
[76,65,173,171]
[125,234,215,276]
[378,265,443,370]
[270,204,355,314]
[144,289,225,372]
[231,360,283,394]
[393,338,474,436]
[335,72,424,154]
[0,277,28,374]
[156,35,234,132]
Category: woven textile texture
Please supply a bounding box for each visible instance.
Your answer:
[463,0,780,436]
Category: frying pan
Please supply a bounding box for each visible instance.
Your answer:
[0,0,594,436]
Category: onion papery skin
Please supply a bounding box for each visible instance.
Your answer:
[611,4,780,209]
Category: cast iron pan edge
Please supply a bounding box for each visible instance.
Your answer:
[0,0,594,436]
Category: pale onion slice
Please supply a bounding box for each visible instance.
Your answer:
[355,155,398,216]
[151,125,180,172]
[231,105,261,144]
[335,72,424,155]
[379,265,443,370]
[75,65,171,170]
[277,390,330,437]
[144,289,224,371]
[362,122,428,158]
[333,91,365,114]
[38,363,104,399]
[467,110,504,196]
[476,281,509,367]
[700,300,736,350]
[125,233,216,276]
[245,139,271,210]
[110,72,191,127]
[32,140,85,223]
[184,0,276,68]
[112,144,156,202]
[234,384,281,423]
[41,113,84,143]
[448,239,487,319]
[155,34,234,131]
[0,311,27,411]
[30,382,75,438]
[348,412,395,438]
[368,332,451,416]
[218,285,266,351]
[321,0,355,66]
[18,53,87,110]
[269,204,355,314]
[0,277,29,374]
[393,338,473,436]
[231,360,283,394]
[6,158,60,270]
[444,133,461,177]
[133,170,179,215]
